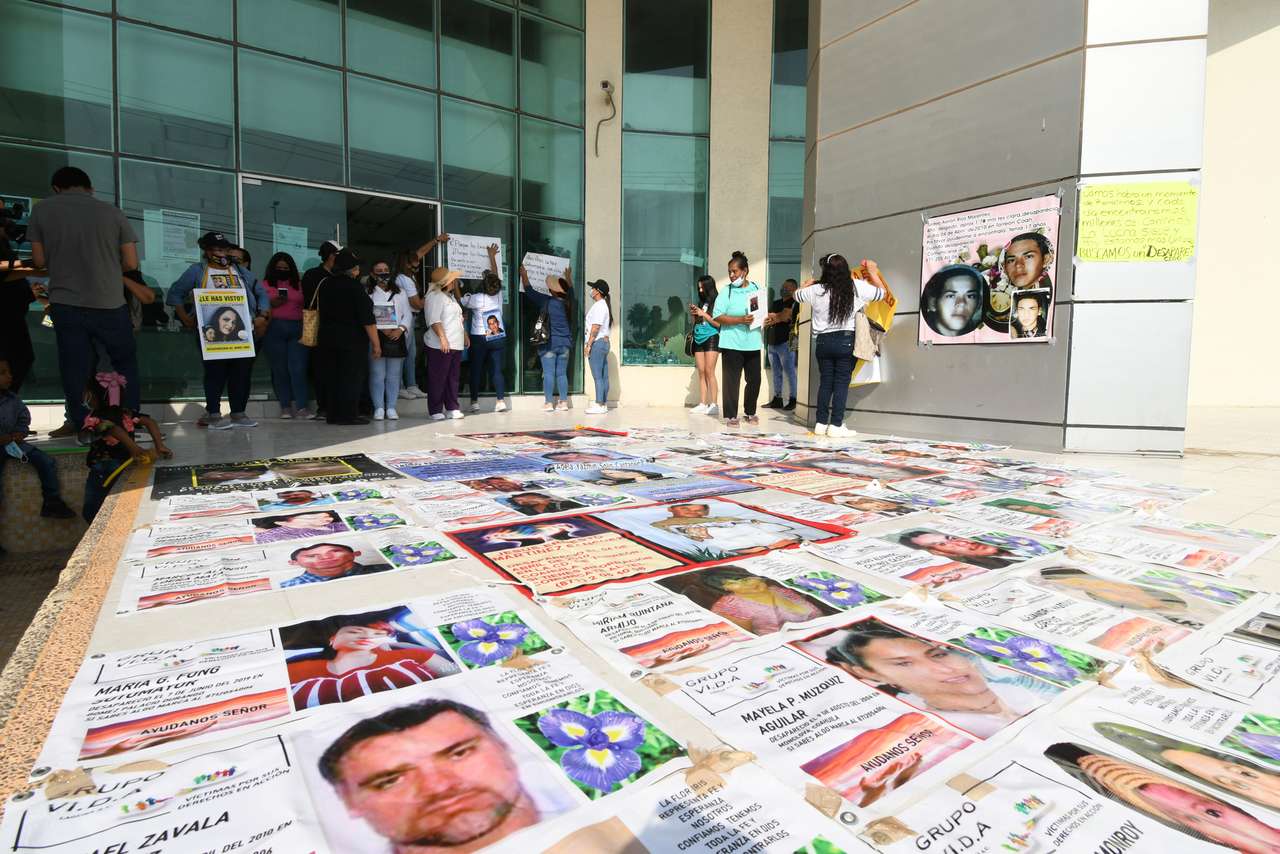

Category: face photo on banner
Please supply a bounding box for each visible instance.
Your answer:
[653,564,841,636]
[881,524,1061,572]
[607,499,838,562]
[482,308,506,340]
[919,195,1060,345]
[777,455,942,484]
[193,290,255,360]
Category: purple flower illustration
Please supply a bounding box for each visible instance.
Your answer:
[388,543,447,566]
[1150,575,1247,605]
[790,576,869,609]
[350,513,401,531]
[1238,732,1280,761]
[336,489,378,502]
[964,635,1081,682]
[537,708,646,791]
[450,619,531,665]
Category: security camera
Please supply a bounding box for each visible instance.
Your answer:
[601,80,615,95]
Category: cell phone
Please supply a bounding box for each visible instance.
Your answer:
[277,287,288,298]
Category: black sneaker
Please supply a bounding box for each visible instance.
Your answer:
[783,397,797,411]
[41,500,79,519]
[762,396,783,409]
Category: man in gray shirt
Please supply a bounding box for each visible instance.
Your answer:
[27,167,141,437]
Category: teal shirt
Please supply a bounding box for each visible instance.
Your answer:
[712,280,764,352]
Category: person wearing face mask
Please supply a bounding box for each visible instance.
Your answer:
[521,265,575,412]
[167,233,272,430]
[261,252,311,419]
[423,266,468,420]
[458,244,509,413]
[392,234,448,401]
[365,260,410,421]
[313,249,380,425]
[712,251,765,427]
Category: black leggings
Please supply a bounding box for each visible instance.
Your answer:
[720,348,761,419]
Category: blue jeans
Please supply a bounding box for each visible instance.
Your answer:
[468,335,506,401]
[540,345,570,402]
[368,350,405,411]
[402,325,418,390]
[815,330,857,426]
[261,318,309,409]
[768,341,797,399]
[83,458,122,524]
[0,444,62,508]
[588,338,610,404]
[49,303,140,429]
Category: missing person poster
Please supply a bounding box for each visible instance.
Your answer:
[193,289,255,360]
[919,196,1061,344]
[941,495,1132,538]
[558,462,763,503]
[1155,592,1280,703]
[151,455,401,498]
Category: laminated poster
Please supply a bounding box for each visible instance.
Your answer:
[10,611,688,854]
[150,455,400,499]
[1071,523,1275,579]
[919,195,1061,344]
[756,486,950,530]
[193,289,255,360]
[405,470,645,525]
[557,461,763,502]
[886,472,1026,502]
[1156,592,1280,703]
[940,495,1132,538]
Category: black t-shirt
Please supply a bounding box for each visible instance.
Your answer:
[301,264,332,308]
[316,275,376,350]
[768,298,796,346]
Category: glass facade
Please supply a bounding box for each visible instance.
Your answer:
[767,0,808,298]
[1,0,585,404]
[620,0,710,366]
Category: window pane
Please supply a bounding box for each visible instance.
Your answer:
[0,1,112,150]
[440,0,515,108]
[767,140,804,292]
[118,24,235,168]
[239,50,345,185]
[238,0,342,65]
[621,132,707,366]
[120,159,241,402]
[348,76,438,199]
[118,0,234,40]
[521,0,583,28]
[520,116,583,221]
[623,0,708,134]
[442,206,520,395]
[54,0,111,11]
[519,14,584,125]
[441,97,516,209]
[770,0,808,140]
[519,217,583,393]
[0,143,116,209]
[346,0,436,89]
[242,179,346,277]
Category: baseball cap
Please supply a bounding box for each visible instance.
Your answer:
[588,279,610,297]
[318,240,342,259]
[199,232,233,250]
[332,248,364,272]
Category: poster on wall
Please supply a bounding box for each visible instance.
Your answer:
[1077,180,1199,263]
[193,289,256,360]
[446,233,503,278]
[919,195,1061,344]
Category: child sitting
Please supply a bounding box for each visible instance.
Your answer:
[0,357,78,556]
[82,372,172,524]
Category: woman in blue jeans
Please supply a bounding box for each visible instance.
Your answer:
[261,253,310,418]
[459,244,508,412]
[521,264,574,411]
[583,279,612,414]
[785,254,888,438]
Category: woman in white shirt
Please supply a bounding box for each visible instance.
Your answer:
[583,279,613,414]
[423,266,468,421]
[779,253,887,438]
[365,261,411,421]
[392,234,449,401]
[458,243,508,413]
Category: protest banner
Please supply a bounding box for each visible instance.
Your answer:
[446,233,503,278]
[558,462,762,502]
[941,495,1132,537]
[193,289,255,360]
[919,196,1061,344]
[763,489,942,531]
[1155,592,1280,703]
[1072,530,1260,578]
[151,455,400,498]
[520,251,570,294]
[886,471,1026,502]
[1077,180,1199,263]
[987,462,1123,488]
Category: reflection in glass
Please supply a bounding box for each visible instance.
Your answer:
[348,76,438,199]
[0,1,112,150]
[623,0,709,134]
[519,15,585,125]
[346,0,436,89]
[621,133,707,366]
[519,217,583,393]
[239,51,345,185]
[117,24,235,168]
[237,0,342,66]
[770,0,808,141]
[767,140,804,293]
[441,98,516,210]
[520,117,584,221]
[443,207,519,395]
[521,0,583,28]
[118,0,234,40]
[440,0,516,108]
[241,179,346,277]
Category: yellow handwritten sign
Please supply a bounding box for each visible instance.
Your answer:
[1077,181,1198,262]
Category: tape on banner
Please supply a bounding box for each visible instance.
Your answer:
[1066,545,1098,561]
[107,759,169,774]
[908,584,930,603]
[1132,649,1198,690]
[947,773,996,800]
[1087,667,1119,689]
[936,592,964,604]
[549,595,576,608]
[43,768,95,799]
[498,647,546,670]
[682,746,755,794]
[640,673,681,696]
[805,784,843,818]
[666,665,707,676]
[861,817,916,846]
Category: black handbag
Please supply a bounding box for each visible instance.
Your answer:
[530,309,551,346]
[378,329,409,359]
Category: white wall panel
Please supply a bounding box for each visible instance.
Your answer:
[1086,0,1207,45]
[1065,426,1185,455]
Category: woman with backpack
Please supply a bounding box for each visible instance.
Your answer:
[521,264,574,411]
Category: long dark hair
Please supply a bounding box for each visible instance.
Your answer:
[592,285,613,329]
[696,275,717,308]
[207,306,246,342]
[265,252,300,288]
[365,260,400,296]
[821,254,857,326]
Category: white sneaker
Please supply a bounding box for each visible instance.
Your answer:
[541,402,554,411]
[468,402,481,412]
[279,408,293,420]
[585,403,607,414]
[397,388,413,400]
[448,409,464,419]
[706,404,719,418]
[814,423,828,436]
[691,403,708,414]
[373,408,385,421]
[495,400,508,412]
[386,409,399,420]
[826,424,857,438]
[430,412,446,421]
[555,401,569,411]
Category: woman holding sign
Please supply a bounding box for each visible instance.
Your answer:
[166,234,273,430]
[459,243,508,413]
[521,264,575,411]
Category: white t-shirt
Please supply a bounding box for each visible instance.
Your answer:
[459,291,504,336]
[423,289,465,350]
[394,273,419,303]
[584,299,611,340]
[369,284,410,330]
[795,280,886,334]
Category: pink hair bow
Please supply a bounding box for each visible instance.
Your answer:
[96,372,127,406]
